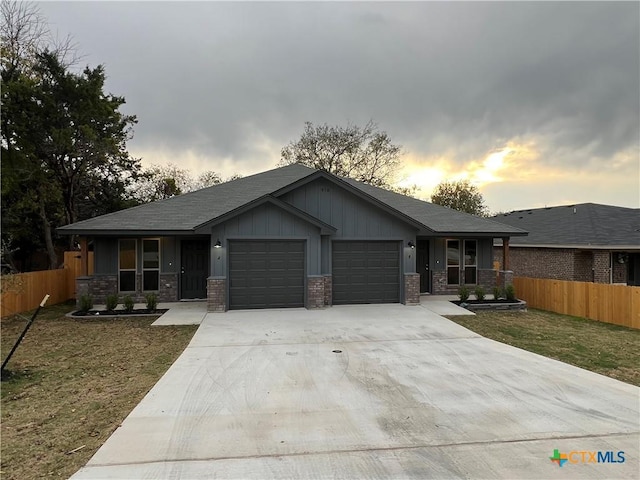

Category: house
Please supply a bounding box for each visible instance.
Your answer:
[491,203,640,286]
[58,164,526,311]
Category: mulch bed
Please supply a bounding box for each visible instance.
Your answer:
[70,309,168,317]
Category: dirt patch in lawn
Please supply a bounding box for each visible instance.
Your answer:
[1,302,197,480]
[447,308,640,386]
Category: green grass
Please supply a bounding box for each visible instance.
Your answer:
[1,302,197,480]
[447,308,640,386]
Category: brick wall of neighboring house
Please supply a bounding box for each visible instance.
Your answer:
[592,251,611,284]
[612,258,628,283]
[495,247,577,280]
[494,247,623,284]
[573,251,593,282]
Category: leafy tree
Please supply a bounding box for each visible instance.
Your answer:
[430,180,488,216]
[1,3,140,267]
[279,120,404,190]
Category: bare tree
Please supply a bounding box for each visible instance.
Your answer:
[279,121,403,189]
[1,0,79,82]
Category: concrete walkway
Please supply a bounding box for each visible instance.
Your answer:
[72,305,639,479]
[152,301,207,326]
[419,294,475,316]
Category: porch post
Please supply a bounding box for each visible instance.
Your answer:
[79,237,88,276]
[502,237,510,271]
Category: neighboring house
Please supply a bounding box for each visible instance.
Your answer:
[58,164,526,311]
[492,203,640,286]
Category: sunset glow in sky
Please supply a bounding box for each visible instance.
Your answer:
[38,1,639,213]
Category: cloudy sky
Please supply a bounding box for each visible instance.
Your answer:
[38,1,639,212]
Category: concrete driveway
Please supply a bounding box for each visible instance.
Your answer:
[72,305,639,479]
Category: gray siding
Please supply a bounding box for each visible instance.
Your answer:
[280,178,417,240]
[94,237,117,274]
[210,202,322,275]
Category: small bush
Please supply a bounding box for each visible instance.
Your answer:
[505,284,517,302]
[123,295,134,313]
[78,294,93,313]
[492,286,501,300]
[105,293,119,312]
[145,292,158,312]
[458,285,470,302]
[474,285,485,301]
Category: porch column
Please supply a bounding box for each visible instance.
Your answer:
[502,237,510,271]
[79,237,88,276]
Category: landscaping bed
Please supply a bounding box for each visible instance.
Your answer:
[68,309,168,318]
[451,299,527,311]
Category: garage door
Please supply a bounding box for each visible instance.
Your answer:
[332,241,400,304]
[229,240,305,309]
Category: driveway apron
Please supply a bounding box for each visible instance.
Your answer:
[71,305,639,479]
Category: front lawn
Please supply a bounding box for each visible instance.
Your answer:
[447,309,640,386]
[1,302,197,480]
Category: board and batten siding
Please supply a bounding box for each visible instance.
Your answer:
[280,178,417,240]
[210,202,322,276]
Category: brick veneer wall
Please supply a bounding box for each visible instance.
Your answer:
[76,273,179,306]
[430,269,503,294]
[612,260,627,284]
[158,273,179,302]
[494,247,619,284]
[207,277,226,312]
[573,251,593,282]
[403,273,420,305]
[592,251,611,284]
[323,275,332,306]
[307,276,325,309]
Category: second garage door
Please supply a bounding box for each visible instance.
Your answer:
[332,241,400,304]
[229,240,305,309]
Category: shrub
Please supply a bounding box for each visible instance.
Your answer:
[145,292,158,312]
[105,293,119,312]
[492,286,501,300]
[123,295,134,313]
[458,285,470,302]
[78,294,93,313]
[474,285,485,301]
[505,284,517,302]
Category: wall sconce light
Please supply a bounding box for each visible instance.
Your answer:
[214,239,222,248]
[408,241,415,249]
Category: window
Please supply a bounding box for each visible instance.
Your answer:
[143,239,160,291]
[446,240,460,285]
[119,239,136,292]
[464,240,477,284]
[447,239,477,285]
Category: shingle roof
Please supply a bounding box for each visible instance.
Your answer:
[58,164,317,234]
[340,177,526,235]
[59,164,527,237]
[491,203,640,247]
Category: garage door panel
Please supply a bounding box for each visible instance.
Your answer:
[229,240,305,309]
[332,241,400,305]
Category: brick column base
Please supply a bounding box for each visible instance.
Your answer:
[403,273,420,305]
[323,275,332,306]
[207,277,227,312]
[76,276,91,308]
[307,276,325,309]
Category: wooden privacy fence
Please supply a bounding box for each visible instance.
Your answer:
[0,251,93,317]
[514,277,640,330]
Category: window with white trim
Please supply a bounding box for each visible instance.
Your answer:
[119,239,137,292]
[142,239,160,291]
